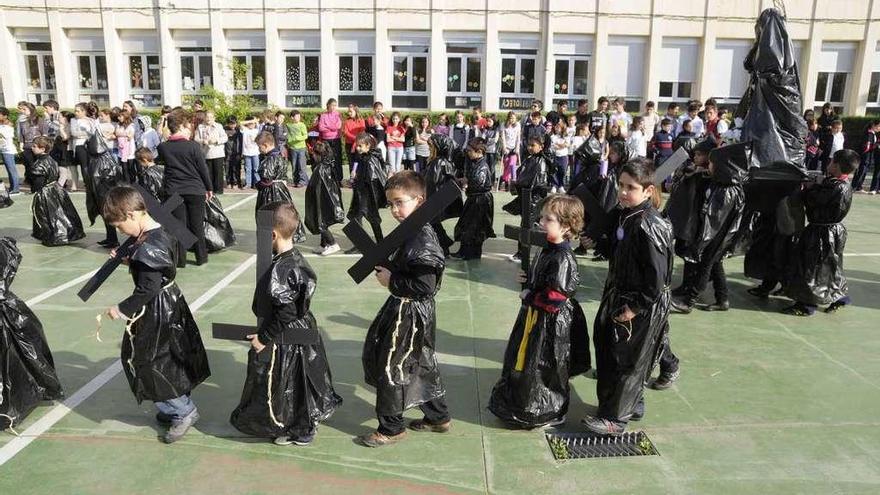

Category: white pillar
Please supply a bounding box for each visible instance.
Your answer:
[540,0,555,108]
[429,7,445,111]
[696,10,717,103]
[484,7,500,112]
[264,14,282,107]
[848,13,879,115]
[156,3,180,107]
[644,13,663,106]
[374,13,390,107]
[320,9,337,108]
[800,0,823,111]
[589,6,609,106]
[209,7,230,95]
[0,11,23,106]
[101,11,127,105]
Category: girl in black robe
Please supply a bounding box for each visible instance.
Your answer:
[231,202,341,445]
[88,110,125,248]
[347,132,388,252]
[0,237,64,431]
[489,195,590,428]
[254,132,305,242]
[503,137,551,264]
[424,134,463,256]
[304,141,346,255]
[29,137,85,246]
[452,138,495,260]
[582,159,673,435]
[103,186,211,444]
[783,149,856,315]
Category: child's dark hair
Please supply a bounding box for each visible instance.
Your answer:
[0,107,8,119]
[311,139,332,158]
[831,119,843,128]
[32,136,53,151]
[255,131,276,147]
[166,109,192,134]
[530,111,543,119]
[290,110,301,118]
[385,170,426,197]
[806,117,817,127]
[467,137,487,154]
[355,132,377,149]
[43,100,59,110]
[527,136,544,148]
[661,117,672,126]
[646,100,656,109]
[541,194,585,240]
[102,186,147,223]
[620,157,661,209]
[274,111,285,118]
[135,147,154,164]
[832,149,859,174]
[262,201,301,240]
[597,96,608,105]
[226,115,238,125]
[866,120,880,131]
[682,119,693,131]
[666,102,679,111]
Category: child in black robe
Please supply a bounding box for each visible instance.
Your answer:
[304,140,346,256]
[452,138,495,260]
[346,132,387,254]
[424,134,463,256]
[503,137,551,263]
[358,171,451,447]
[489,195,590,428]
[102,186,211,444]
[29,136,85,246]
[783,149,856,316]
[255,132,305,242]
[230,202,342,445]
[582,159,673,435]
[0,237,64,431]
[137,147,165,201]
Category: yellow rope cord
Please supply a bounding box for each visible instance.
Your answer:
[514,307,539,372]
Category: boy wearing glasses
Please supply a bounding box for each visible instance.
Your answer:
[358,171,452,447]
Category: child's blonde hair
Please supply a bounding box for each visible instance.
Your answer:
[541,195,584,239]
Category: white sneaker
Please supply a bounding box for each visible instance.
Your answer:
[558,186,566,194]
[550,186,558,194]
[871,191,877,195]
[508,253,521,263]
[320,244,341,256]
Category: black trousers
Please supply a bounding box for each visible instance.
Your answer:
[431,220,454,253]
[226,154,242,187]
[320,228,335,247]
[682,258,729,303]
[207,157,225,194]
[103,220,118,245]
[21,148,36,185]
[354,215,383,242]
[172,194,208,266]
[327,138,343,183]
[378,397,450,436]
[74,145,89,184]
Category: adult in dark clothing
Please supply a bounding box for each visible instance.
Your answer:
[574,99,591,127]
[16,101,48,185]
[544,101,568,127]
[158,110,213,267]
[816,103,836,172]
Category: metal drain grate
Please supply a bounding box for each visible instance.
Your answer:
[545,431,659,460]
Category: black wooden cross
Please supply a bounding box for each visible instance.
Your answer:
[344,180,464,284]
[212,208,274,341]
[77,184,198,302]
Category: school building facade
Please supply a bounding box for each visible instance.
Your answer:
[1,0,879,115]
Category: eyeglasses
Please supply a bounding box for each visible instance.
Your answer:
[387,197,417,210]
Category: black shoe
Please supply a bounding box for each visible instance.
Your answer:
[747,286,772,298]
[825,298,850,313]
[591,254,608,262]
[195,257,207,266]
[344,246,360,255]
[156,411,173,425]
[669,298,693,314]
[781,303,815,317]
[670,285,687,298]
[97,239,113,247]
[573,246,588,256]
[630,410,644,422]
[650,369,680,390]
[695,300,730,312]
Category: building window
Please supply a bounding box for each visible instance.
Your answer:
[658,81,693,104]
[284,53,321,108]
[20,42,56,105]
[553,57,589,107]
[499,49,537,110]
[180,48,213,95]
[391,46,429,109]
[339,55,374,108]
[128,55,162,107]
[868,72,880,114]
[232,52,267,103]
[814,71,847,109]
[445,46,482,109]
[76,54,109,106]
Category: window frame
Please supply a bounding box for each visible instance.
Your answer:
[552,55,589,99]
[499,51,537,97]
[657,80,693,104]
[127,54,162,107]
[814,71,848,106]
[338,54,374,95]
[20,43,56,104]
[74,52,109,105]
[391,52,429,96]
[179,48,213,95]
[284,51,321,106]
[446,51,482,97]
[230,51,268,99]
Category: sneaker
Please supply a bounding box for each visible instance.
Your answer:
[747,286,772,298]
[508,253,521,263]
[781,303,816,317]
[156,411,173,425]
[9,190,20,196]
[550,186,558,194]
[408,418,452,433]
[357,430,407,448]
[273,436,294,446]
[320,244,341,256]
[695,300,730,312]
[669,297,693,314]
[871,191,878,195]
[162,408,199,444]
[580,415,625,436]
[573,246,588,256]
[344,246,361,255]
[543,416,566,428]
[274,432,315,446]
[630,410,644,422]
[651,369,680,390]
[558,187,566,194]
[825,297,850,313]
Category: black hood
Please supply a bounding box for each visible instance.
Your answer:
[430,134,455,160]
[709,142,750,185]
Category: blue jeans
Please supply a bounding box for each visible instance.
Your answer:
[553,155,568,188]
[290,148,309,184]
[2,153,19,192]
[387,146,403,174]
[155,394,196,421]
[244,155,260,187]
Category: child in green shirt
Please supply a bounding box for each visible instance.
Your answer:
[286,110,309,186]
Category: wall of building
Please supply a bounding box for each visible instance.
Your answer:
[2,0,879,115]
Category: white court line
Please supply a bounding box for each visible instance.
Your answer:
[222,193,256,212]
[0,254,257,466]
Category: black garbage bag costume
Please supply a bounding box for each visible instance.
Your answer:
[425,134,463,253]
[304,152,345,235]
[362,224,448,423]
[348,147,388,242]
[231,247,342,439]
[592,200,673,426]
[85,129,124,225]
[0,182,12,208]
[488,240,590,427]
[571,141,629,253]
[204,195,237,252]
[662,143,712,261]
[118,228,211,403]
[503,149,551,260]
[454,155,495,256]
[0,237,63,430]
[140,165,165,201]
[255,151,306,242]
[784,176,852,306]
[30,154,86,246]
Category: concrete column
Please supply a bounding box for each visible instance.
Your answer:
[800,0,823,111]
[374,7,390,106]
[320,8,338,108]
[156,2,180,107]
[539,0,555,107]
[0,11,24,106]
[644,12,663,106]
[101,11,127,105]
[696,1,717,103]
[589,3,609,105]
[46,3,76,106]
[209,4,229,95]
[428,3,446,110]
[264,12,282,106]
[484,4,500,112]
[847,0,879,115]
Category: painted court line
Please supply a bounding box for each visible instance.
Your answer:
[0,254,257,467]
[223,193,257,211]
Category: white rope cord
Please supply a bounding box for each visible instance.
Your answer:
[123,307,147,378]
[265,343,285,428]
[398,319,420,384]
[385,298,411,386]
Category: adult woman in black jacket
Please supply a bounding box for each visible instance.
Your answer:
[158,110,213,267]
